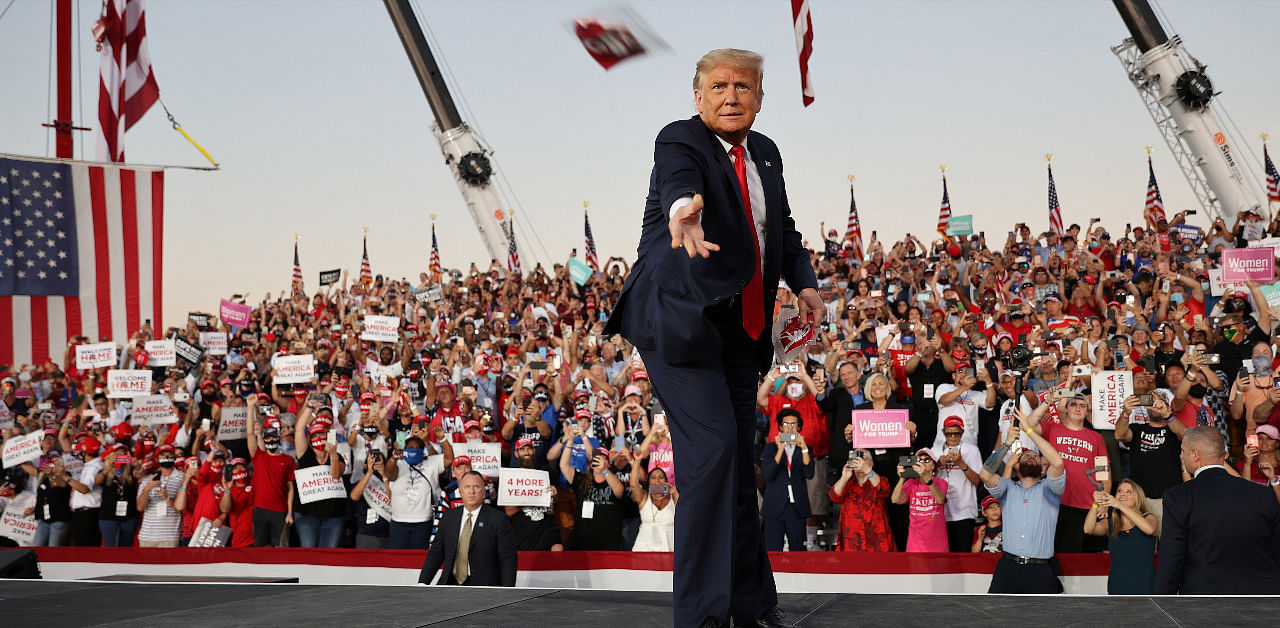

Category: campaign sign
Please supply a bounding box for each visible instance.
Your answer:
[497,468,551,507]
[274,354,315,385]
[200,332,228,356]
[1173,223,1204,244]
[413,286,442,303]
[1221,247,1275,282]
[772,308,815,364]
[568,257,593,286]
[217,407,249,440]
[0,505,37,546]
[362,474,393,521]
[1091,370,1132,429]
[849,409,911,449]
[2,431,43,468]
[457,442,502,477]
[76,342,117,370]
[190,518,232,547]
[219,299,253,328]
[946,215,973,236]
[130,395,178,426]
[360,315,401,343]
[0,401,12,430]
[296,466,347,504]
[144,340,176,367]
[173,336,204,370]
[107,369,153,398]
[188,312,210,329]
[318,269,341,287]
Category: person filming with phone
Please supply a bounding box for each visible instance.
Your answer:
[761,408,813,551]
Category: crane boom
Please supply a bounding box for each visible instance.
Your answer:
[1111,0,1266,225]
[383,0,513,262]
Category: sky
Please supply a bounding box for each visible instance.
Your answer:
[2,0,1279,322]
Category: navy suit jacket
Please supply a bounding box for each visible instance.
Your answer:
[760,442,815,518]
[418,504,518,586]
[604,116,818,371]
[1154,467,1280,594]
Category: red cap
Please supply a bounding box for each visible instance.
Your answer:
[505,347,520,356]
[229,457,248,467]
[515,437,535,450]
[982,495,999,510]
[452,455,472,468]
[631,370,649,381]
[464,420,481,432]
[200,379,216,389]
[219,378,233,387]
[307,423,328,436]
[574,408,592,420]
[943,416,965,430]
[360,391,375,402]
[412,414,430,424]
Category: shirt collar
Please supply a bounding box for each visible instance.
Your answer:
[1193,464,1226,478]
[714,134,749,160]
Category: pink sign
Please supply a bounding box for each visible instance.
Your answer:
[219,299,252,328]
[849,409,911,449]
[1221,247,1275,282]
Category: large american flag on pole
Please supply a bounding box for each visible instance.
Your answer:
[96,0,160,163]
[429,223,442,280]
[1047,164,1064,236]
[1265,143,1280,203]
[844,182,863,261]
[291,241,304,294]
[0,155,164,367]
[584,211,599,271]
[359,234,372,287]
[936,175,951,240]
[505,220,522,274]
[1144,157,1167,227]
[791,0,814,107]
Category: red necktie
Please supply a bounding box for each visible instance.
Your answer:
[730,145,765,340]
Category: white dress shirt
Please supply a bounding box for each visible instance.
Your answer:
[670,136,766,270]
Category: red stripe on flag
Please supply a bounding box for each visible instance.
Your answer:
[0,297,12,368]
[30,297,49,364]
[119,170,141,336]
[89,167,113,339]
[65,297,83,345]
[151,171,164,331]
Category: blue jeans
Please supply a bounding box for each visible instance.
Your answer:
[34,520,71,547]
[388,521,431,550]
[99,518,139,547]
[293,514,343,548]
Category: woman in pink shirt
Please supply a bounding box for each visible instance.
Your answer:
[891,448,948,552]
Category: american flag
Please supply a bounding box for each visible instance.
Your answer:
[505,220,521,274]
[429,223,442,280]
[1266,143,1280,203]
[291,241,304,294]
[359,234,372,287]
[1047,164,1064,236]
[844,183,863,261]
[584,211,599,271]
[936,175,951,239]
[791,0,815,107]
[1144,156,1167,227]
[0,155,164,367]
[96,0,160,162]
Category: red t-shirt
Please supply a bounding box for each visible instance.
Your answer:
[226,484,254,547]
[762,394,829,457]
[1040,421,1108,509]
[193,462,226,524]
[250,449,297,513]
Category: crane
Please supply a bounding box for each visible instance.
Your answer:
[1110,0,1268,225]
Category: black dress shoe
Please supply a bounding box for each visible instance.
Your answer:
[733,607,796,628]
[700,618,727,628]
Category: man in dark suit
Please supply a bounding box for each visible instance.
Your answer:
[760,409,814,551]
[1155,427,1280,594]
[418,471,517,587]
[605,48,821,628]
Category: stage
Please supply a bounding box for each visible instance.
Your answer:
[0,580,1276,626]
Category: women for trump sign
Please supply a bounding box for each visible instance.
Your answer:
[849,409,911,449]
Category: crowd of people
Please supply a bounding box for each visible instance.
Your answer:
[3,207,1280,593]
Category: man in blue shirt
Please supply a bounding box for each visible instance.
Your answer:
[980,403,1067,594]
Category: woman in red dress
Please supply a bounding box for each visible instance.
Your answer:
[828,448,894,551]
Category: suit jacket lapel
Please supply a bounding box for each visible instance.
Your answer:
[747,133,780,264]
[700,120,753,246]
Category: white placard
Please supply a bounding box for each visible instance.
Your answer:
[295,465,347,504]
[360,315,401,343]
[1091,370,1133,429]
[0,401,12,430]
[497,467,551,507]
[145,340,176,367]
[217,407,249,440]
[1248,237,1280,251]
[2,431,43,469]
[76,342,117,370]
[107,369,153,398]
[456,441,502,477]
[200,332,228,356]
[130,394,178,426]
[274,354,316,385]
[189,517,232,547]
[0,505,37,546]
[1206,268,1241,298]
[362,474,393,521]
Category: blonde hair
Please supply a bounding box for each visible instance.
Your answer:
[1110,479,1151,539]
[864,372,891,401]
[693,48,764,95]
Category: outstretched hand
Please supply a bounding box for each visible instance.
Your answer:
[669,194,720,259]
[796,288,825,325]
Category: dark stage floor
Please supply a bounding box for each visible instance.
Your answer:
[1,580,1277,627]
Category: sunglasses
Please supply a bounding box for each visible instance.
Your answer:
[943,431,963,436]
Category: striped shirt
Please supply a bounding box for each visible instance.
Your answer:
[137,471,184,542]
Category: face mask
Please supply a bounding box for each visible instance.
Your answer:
[786,383,805,398]
[952,349,967,360]
[263,439,280,452]
[1170,293,1185,305]
[311,438,327,450]
[1188,384,1207,398]
[403,448,425,466]
[362,427,378,438]
[232,470,249,482]
[211,461,225,471]
[158,458,175,469]
[1224,328,1239,341]
[1201,281,1211,292]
